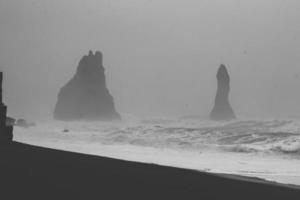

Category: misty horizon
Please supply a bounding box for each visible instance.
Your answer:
[2,1,300,195]
[1,0,300,120]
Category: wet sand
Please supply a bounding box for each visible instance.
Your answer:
[0,142,299,200]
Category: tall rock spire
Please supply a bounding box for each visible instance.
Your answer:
[54,51,121,121]
[0,72,13,143]
[210,64,236,121]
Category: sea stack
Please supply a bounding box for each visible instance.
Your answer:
[210,64,236,121]
[54,50,121,121]
[0,72,13,143]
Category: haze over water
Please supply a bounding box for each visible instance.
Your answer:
[1,0,300,120]
[1,0,300,187]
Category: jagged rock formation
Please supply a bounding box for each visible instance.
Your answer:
[0,72,13,143]
[210,64,236,121]
[54,51,121,121]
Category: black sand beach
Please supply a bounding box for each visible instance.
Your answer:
[0,142,299,200]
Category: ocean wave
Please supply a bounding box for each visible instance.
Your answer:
[14,118,300,157]
[13,117,300,186]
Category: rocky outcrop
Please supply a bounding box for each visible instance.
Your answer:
[210,64,236,121]
[0,72,13,143]
[54,51,121,121]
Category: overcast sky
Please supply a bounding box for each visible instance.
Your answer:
[0,0,300,120]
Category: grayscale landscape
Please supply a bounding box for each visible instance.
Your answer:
[1,1,300,199]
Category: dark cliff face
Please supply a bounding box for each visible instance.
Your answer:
[210,64,236,121]
[0,72,13,143]
[54,51,121,121]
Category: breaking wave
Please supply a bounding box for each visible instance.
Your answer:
[14,116,300,186]
[16,117,300,158]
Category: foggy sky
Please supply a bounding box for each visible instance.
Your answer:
[1,0,300,120]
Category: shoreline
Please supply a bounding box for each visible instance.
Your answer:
[1,141,300,199]
[14,127,300,187]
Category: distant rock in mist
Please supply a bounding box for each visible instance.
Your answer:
[54,50,121,121]
[0,72,13,143]
[210,64,236,121]
[6,117,35,128]
[15,119,35,128]
[6,117,16,126]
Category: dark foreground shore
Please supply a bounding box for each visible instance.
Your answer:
[0,142,299,200]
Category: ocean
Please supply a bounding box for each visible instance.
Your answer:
[14,115,300,186]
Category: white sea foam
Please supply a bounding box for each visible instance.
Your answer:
[13,116,300,186]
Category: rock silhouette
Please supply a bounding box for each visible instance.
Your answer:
[54,51,121,121]
[210,64,236,121]
[0,72,13,143]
